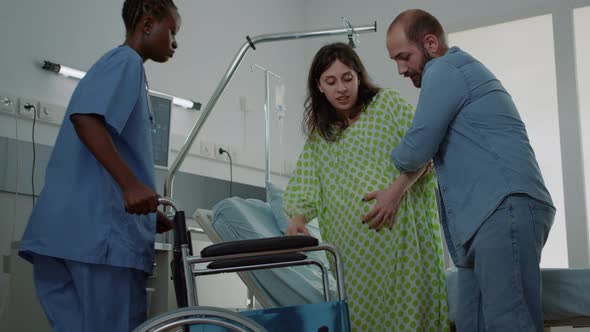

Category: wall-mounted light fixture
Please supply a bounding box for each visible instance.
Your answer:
[41,60,201,111]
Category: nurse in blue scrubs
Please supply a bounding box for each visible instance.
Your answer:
[19,1,181,331]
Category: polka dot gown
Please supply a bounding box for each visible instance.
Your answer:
[283,89,449,332]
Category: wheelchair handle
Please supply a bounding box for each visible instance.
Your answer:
[158,197,179,212]
[158,197,191,253]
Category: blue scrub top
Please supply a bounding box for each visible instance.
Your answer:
[20,45,157,273]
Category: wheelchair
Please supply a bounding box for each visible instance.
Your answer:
[133,198,351,332]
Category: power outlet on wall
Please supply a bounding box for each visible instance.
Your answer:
[199,141,214,158]
[214,144,229,160]
[37,102,66,124]
[17,98,39,119]
[0,92,18,114]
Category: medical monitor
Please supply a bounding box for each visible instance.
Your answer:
[149,91,172,170]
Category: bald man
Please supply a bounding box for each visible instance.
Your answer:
[386,9,555,332]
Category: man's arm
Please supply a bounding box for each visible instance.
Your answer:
[363,162,431,230]
[391,61,469,171]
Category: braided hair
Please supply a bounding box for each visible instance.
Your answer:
[122,0,177,33]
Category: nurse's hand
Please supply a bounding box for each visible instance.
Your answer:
[123,179,159,215]
[285,215,310,236]
[156,211,174,233]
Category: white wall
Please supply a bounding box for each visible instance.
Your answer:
[573,5,590,255]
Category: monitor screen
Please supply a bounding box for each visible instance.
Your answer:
[149,92,172,169]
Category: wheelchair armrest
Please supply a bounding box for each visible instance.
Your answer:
[207,253,307,269]
[200,235,318,258]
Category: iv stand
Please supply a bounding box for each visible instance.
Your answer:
[164,20,376,203]
[250,64,281,201]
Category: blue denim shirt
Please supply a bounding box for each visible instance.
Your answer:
[391,47,553,262]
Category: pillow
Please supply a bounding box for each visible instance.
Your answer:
[266,181,322,240]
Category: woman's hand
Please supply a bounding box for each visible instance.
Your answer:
[156,210,174,234]
[285,215,310,236]
[122,179,159,215]
[362,183,405,231]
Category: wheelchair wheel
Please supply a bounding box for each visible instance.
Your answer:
[133,306,268,332]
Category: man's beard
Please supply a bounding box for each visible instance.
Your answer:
[411,47,433,88]
[411,74,422,88]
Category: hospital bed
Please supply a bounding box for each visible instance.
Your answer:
[446,268,590,329]
[194,198,338,309]
[194,196,590,330]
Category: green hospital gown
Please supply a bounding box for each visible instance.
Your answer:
[283,89,449,331]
